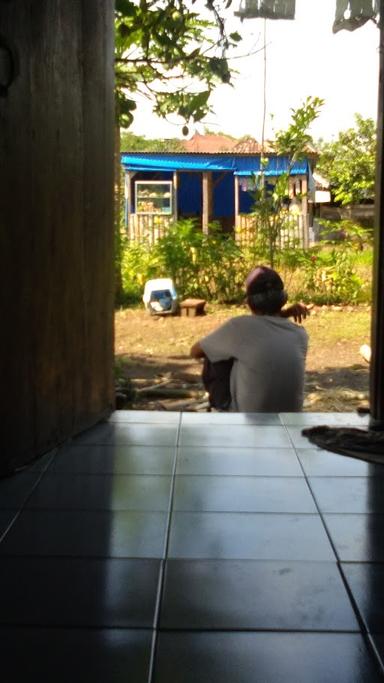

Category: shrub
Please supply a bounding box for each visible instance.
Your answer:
[194,225,248,302]
[120,220,250,304]
[120,237,161,304]
[152,219,202,297]
[297,247,367,304]
[118,220,372,307]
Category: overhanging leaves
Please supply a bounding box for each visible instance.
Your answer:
[114,0,242,127]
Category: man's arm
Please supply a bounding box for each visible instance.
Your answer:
[190,341,206,359]
[191,318,235,361]
[280,303,310,324]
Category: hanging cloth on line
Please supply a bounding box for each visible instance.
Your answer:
[236,0,295,21]
[333,0,379,33]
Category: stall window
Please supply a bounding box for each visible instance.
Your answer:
[135,181,172,215]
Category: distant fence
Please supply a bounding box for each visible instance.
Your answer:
[126,212,312,248]
[127,214,173,243]
[235,213,310,248]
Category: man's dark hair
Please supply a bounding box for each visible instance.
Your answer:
[246,266,288,315]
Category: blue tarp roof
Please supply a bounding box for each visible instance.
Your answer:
[121,153,308,176]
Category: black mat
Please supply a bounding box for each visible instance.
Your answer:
[301,426,384,465]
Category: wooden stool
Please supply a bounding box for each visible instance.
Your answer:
[180,298,206,317]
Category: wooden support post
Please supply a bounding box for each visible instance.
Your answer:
[0,0,115,470]
[125,171,131,234]
[234,175,240,233]
[202,171,212,234]
[370,0,384,428]
[288,176,295,199]
[301,176,309,248]
[173,170,178,222]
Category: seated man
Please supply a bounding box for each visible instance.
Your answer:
[190,266,309,412]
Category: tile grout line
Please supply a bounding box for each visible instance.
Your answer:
[336,555,384,675]
[0,452,58,547]
[286,427,384,672]
[367,634,384,677]
[155,626,362,635]
[147,411,183,683]
[149,415,333,680]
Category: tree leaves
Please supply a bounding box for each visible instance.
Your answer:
[275,96,324,162]
[209,56,231,83]
[117,93,137,128]
[153,90,212,122]
[115,0,136,16]
[317,115,376,205]
[115,1,241,128]
[251,97,324,267]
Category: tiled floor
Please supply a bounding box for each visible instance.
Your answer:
[1,411,383,682]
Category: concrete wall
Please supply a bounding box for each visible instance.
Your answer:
[319,204,374,229]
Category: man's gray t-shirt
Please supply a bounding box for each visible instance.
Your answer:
[200,315,308,412]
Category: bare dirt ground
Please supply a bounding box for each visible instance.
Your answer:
[115,305,371,412]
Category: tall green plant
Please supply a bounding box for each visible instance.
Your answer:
[249,96,324,267]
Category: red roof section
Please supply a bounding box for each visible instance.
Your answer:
[181,132,238,153]
[232,136,276,153]
[181,133,280,154]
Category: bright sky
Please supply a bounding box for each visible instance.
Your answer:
[129,0,380,143]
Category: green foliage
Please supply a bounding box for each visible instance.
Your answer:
[157,220,249,302]
[120,219,247,304]
[118,217,371,307]
[120,130,183,152]
[247,97,324,267]
[115,1,241,128]
[316,114,376,205]
[297,219,373,304]
[350,246,374,268]
[152,220,202,295]
[274,96,324,163]
[197,226,248,302]
[120,236,161,304]
[297,247,368,305]
[317,218,373,251]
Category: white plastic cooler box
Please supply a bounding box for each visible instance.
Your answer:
[143,278,179,315]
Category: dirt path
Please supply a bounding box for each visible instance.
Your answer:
[115,306,371,412]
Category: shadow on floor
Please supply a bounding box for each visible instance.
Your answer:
[116,354,369,409]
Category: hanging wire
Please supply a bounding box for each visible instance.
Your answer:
[261,18,267,156]
[258,15,268,198]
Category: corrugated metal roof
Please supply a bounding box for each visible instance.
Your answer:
[121,135,318,157]
[121,152,308,176]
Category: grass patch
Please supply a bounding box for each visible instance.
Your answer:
[115,304,371,361]
[305,307,371,345]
